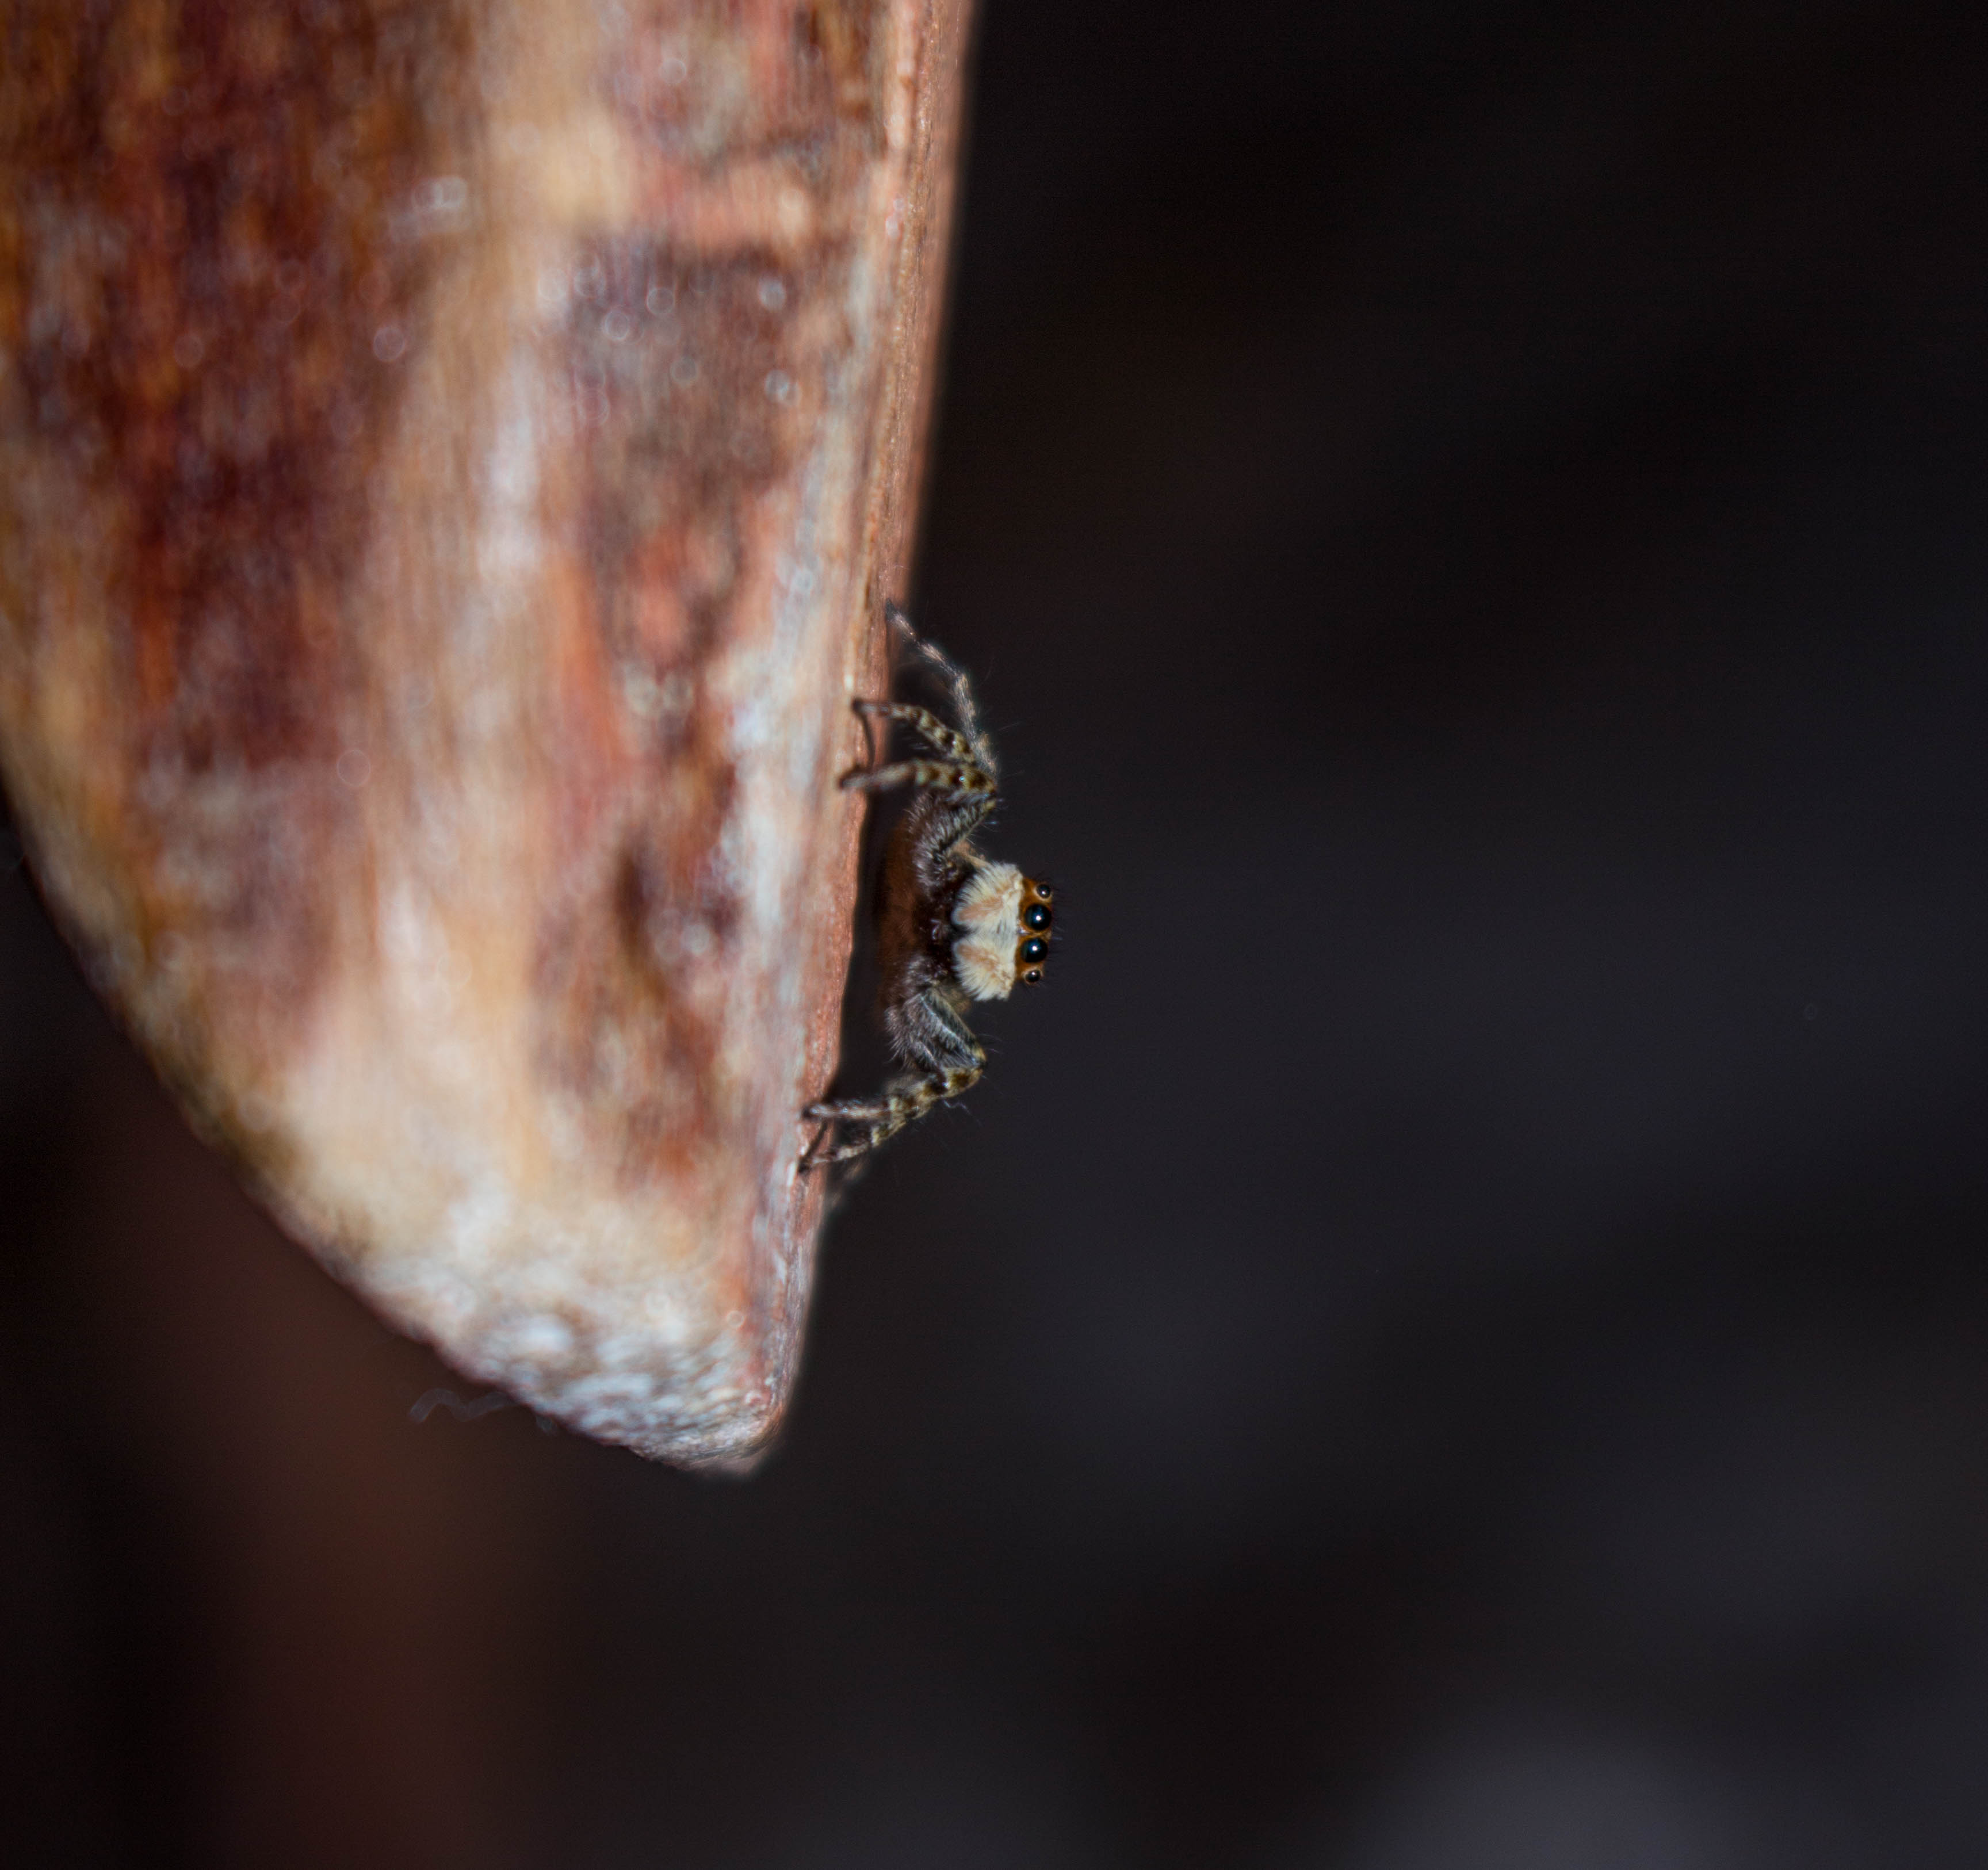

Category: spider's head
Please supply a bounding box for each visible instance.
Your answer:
[1015,877,1054,986]
[951,865,1055,1000]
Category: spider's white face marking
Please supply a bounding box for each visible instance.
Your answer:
[952,861,1023,1000]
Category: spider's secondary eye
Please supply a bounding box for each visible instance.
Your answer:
[1023,969,1042,984]
[1023,903,1052,932]
[1020,937,1049,965]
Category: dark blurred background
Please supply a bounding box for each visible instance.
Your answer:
[8,0,1988,1863]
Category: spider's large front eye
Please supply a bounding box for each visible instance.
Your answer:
[1023,902,1052,932]
[1020,937,1048,965]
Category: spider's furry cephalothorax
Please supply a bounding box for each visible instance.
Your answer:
[802,606,1053,1167]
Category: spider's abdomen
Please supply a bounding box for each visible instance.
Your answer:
[873,793,959,1004]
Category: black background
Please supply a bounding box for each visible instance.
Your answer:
[7,1,1988,1863]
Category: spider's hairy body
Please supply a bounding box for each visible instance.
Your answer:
[802,608,1053,1169]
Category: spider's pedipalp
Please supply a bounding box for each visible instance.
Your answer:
[889,980,985,1075]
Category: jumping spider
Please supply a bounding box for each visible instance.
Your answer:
[802,605,1053,1167]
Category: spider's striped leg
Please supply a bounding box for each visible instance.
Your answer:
[885,603,997,775]
[854,699,978,765]
[801,1058,985,1167]
[842,757,995,804]
[801,990,986,1169]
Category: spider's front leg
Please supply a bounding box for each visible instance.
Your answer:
[854,699,981,768]
[801,1059,984,1167]
[885,604,997,773]
[801,987,986,1168]
[843,756,996,804]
